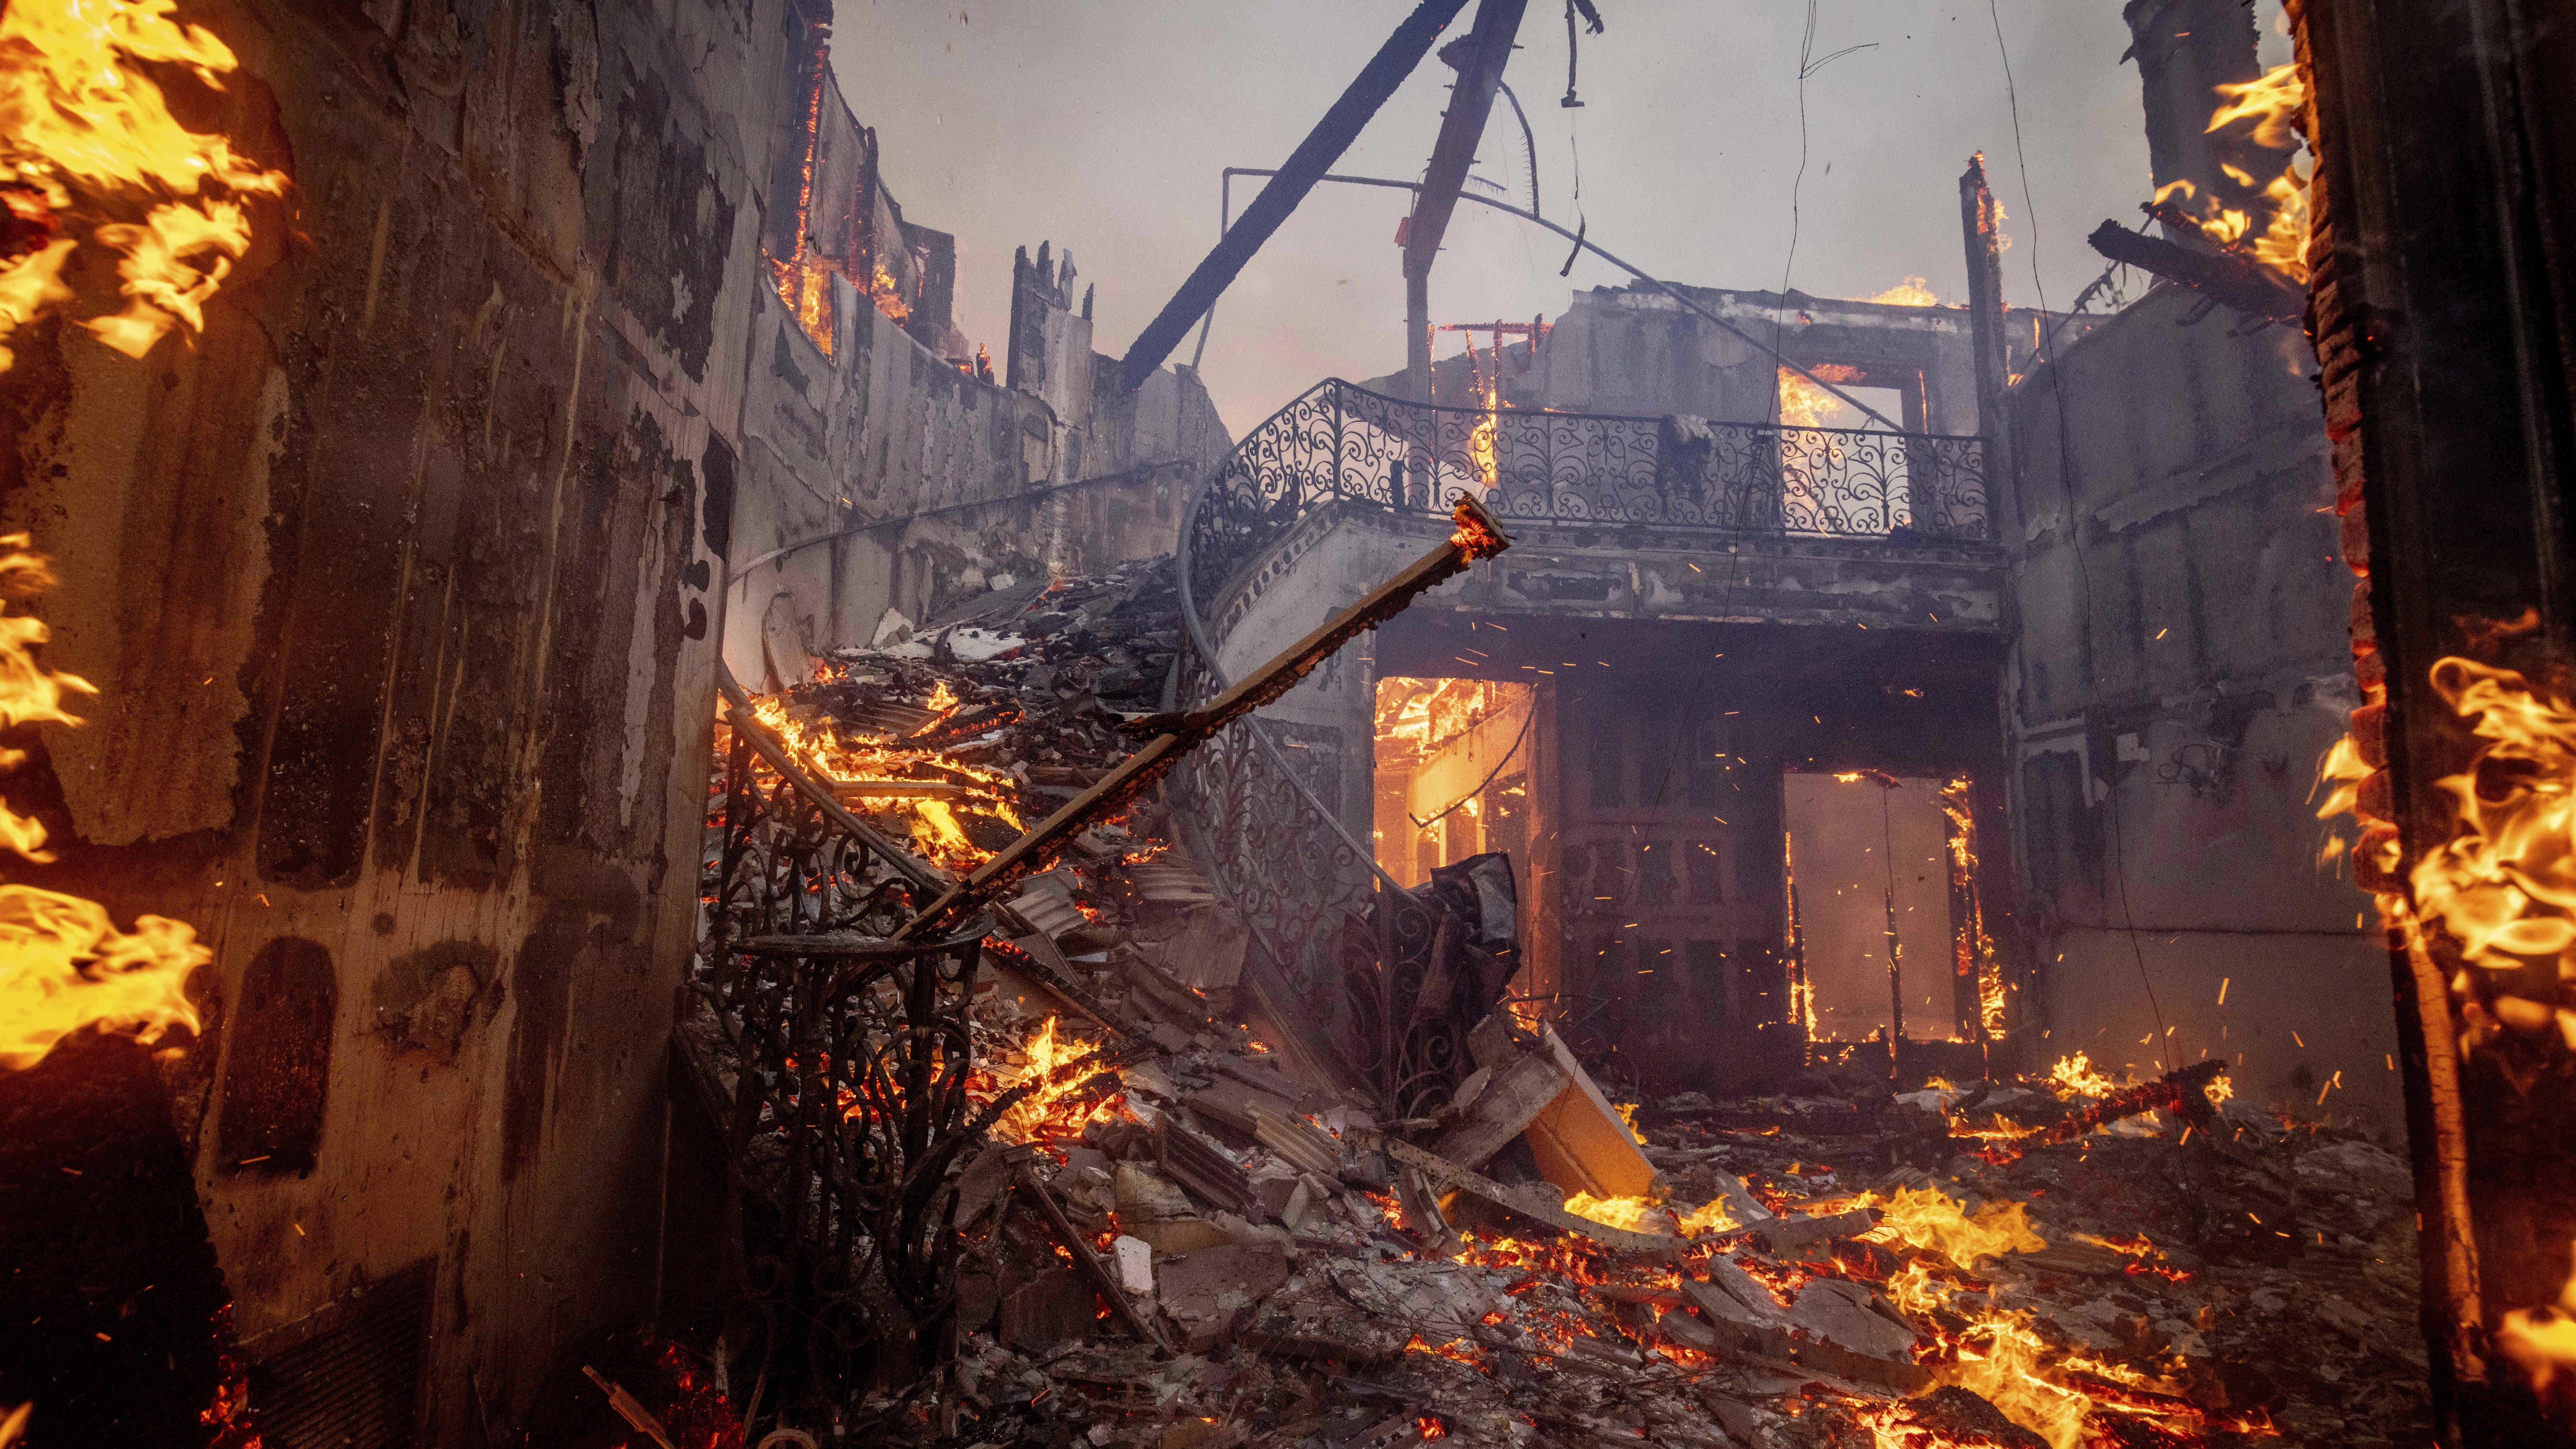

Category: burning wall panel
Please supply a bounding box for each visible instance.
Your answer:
[0,0,795,1437]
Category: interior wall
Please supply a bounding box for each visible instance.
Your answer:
[1784,773,1960,1044]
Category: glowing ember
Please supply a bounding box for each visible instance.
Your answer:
[739,687,1025,872]
[0,0,291,370]
[0,536,211,1071]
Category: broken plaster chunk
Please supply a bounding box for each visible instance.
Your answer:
[1113,1234,1155,1296]
[1155,1242,1291,1349]
[1115,1161,1195,1222]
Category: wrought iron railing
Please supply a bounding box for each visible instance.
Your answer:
[1166,379,1990,1109]
[1183,377,1987,609]
[684,671,999,1423]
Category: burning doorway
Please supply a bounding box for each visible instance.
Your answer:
[1784,770,1973,1053]
[1371,676,1535,888]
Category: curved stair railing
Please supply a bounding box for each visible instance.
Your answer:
[1165,378,1989,1108]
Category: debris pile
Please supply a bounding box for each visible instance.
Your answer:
[692,563,2433,1449]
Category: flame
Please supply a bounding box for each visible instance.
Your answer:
[0,0,290,370]
[2403,658,2576,976]
[1675,1197,1740,1236]
[2144,62,2311,287]
[740,685,1025,871]
[2047,1050,2118,1098]
[1940,777,2007,1038]
[1415,1415,1447,1440]
[0,536,211,1071]
[1562,1191,1674,1236]
[1866,277,1938,307]
[867,254,911,324]
[1777,363,1863,430]
[1862,1184,2045,1269]
[988,1014,1116,1146]
[0,1404,23,1447]
[2501,1244,2576,1420]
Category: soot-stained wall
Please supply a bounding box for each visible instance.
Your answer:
[0,0,798,1437]
[1999,282,2394,1127]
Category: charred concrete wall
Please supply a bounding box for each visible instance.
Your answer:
[722,240,1229,688]
[1416,282,2101,431]
[1998,283,2395,1127]
[0,0,1198,1438]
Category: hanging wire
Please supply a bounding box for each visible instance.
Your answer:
[1985,0,2173,1072]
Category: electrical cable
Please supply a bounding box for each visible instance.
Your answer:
[1985,0,2172,1073]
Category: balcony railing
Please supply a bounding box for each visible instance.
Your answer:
[1184,378,1989,610]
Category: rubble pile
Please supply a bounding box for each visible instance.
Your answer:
[702,563,2434,1449]
[885,1025,2432,1449]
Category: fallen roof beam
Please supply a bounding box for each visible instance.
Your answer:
[1115,0,1474,393]
[2085,218,2304,325]
[898,498,1514,938]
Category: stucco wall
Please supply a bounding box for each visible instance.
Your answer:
[1999,282,2394,1128]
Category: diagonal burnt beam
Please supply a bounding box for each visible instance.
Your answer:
[1115,0,1476,393]
[2086,217,2305,325]
[898,497,1513,939]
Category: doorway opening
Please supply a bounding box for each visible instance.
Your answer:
[1371,677,1536,887]
[1782,769,1976,1050]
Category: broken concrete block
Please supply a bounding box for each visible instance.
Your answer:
[1155,1243,1290,1351]
[1787,1278,1917,1362]
[1523,1026,1657,1200]
[1431,1049,1572,1171]
[1115,1161,1195,1222]
[999,1268,1100,1355]
[1112,1234,1155,1297]
[1252,1172,1301,1222]
[1126,1217,1235,1255]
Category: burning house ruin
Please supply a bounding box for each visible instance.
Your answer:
[2,0,2574,1445]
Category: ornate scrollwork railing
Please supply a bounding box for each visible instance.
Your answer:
[1183,377,1988,609]
[686,673,995,1418]
[1166,379,1989,1109]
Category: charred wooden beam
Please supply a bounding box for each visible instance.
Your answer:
[2085,217,2304,324]
[1402,0,1530,400]
[1114,0,1474,393]
[897,498,1513,938]
[1012,1164,1171,1354]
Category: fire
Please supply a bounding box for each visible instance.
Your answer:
[1562,1191,1672,1236]
[2148,62,2311,287]
[1865,277,1938,306]
[740,687,1025,871]
[989,1015,1116,1146]
[1777,363,1863,430]
[0,0,291,370]
[2403,657,2576,980]
[1939,777,2007,1039]
[1861,1184,2045,1269]
[2047,1050,2117,1098]
[2500,1245,2576,1419]
[0,536,211,1071]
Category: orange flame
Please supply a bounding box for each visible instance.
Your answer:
[2150,61,2311,287]
[2047,1050,2118,1098]
[1865,277,1938,307]
[742,687,1025,872]
[0,0,291,369]
[0,536,211,1071]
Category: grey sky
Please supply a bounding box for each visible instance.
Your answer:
[832,1,2292,437]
